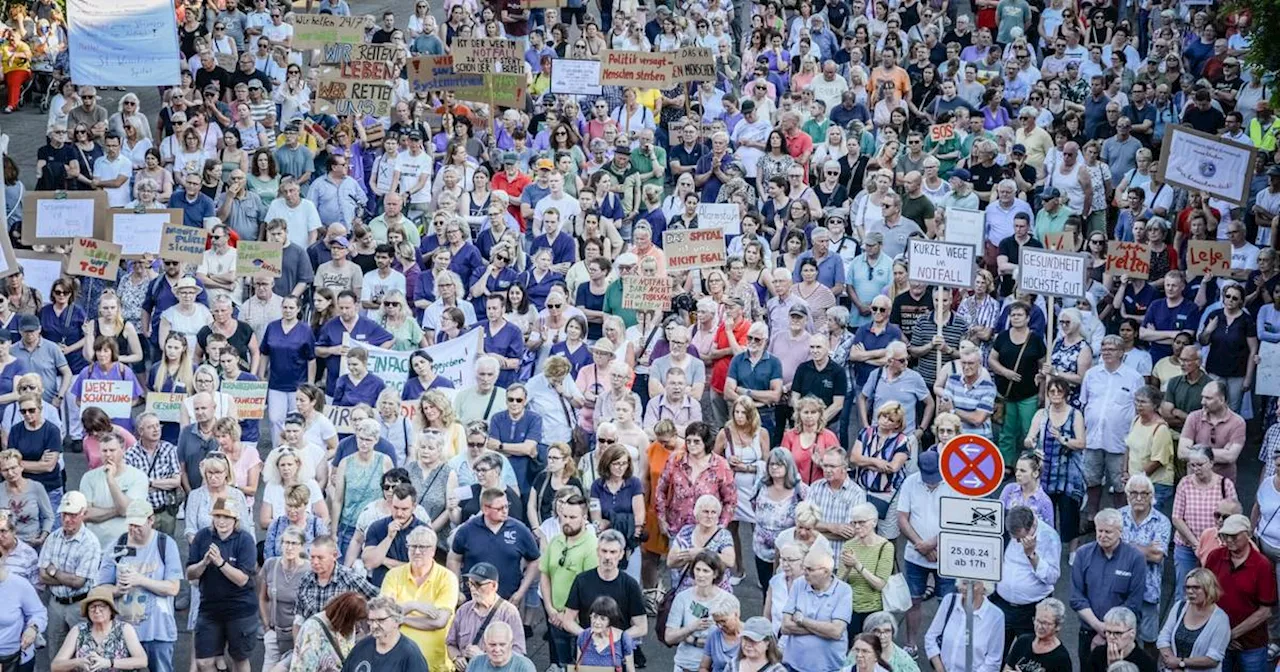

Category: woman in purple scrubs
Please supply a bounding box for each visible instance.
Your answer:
[480,293,526,388]
[259,295,314,443]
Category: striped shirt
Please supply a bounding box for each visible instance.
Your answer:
[908,311,971,388]
[943,372,998,439]
[807,477,867,542]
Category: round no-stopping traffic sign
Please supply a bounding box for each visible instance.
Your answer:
[939,434,1004,498]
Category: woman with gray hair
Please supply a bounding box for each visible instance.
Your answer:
[859,611,919,672]
[1006,597,1071,671]
[925,578,1003,672]
[329,418,394,554]
[837,502,892,637]
[667,494,736,593]
[126,176,165,209]
[1087,607,1154,672]
[750,448,807,588]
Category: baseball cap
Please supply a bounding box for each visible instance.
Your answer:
[614,144,632,155]
[247,79,265,90]
[789,303,809,317]
[1042,186,1062,200]
[1011,143,1027,155]
[464,562,500,583]
[1266,165,1280,178]
[330,236,350,248]
[125,500,155,526]
[202,84,220,95]
[742,617,774,642]
[18,314,39,332]
[918,450,942,485]
[59,491,88,514]
[535,157,555,171]
[1219,514,1251,536]
[947,168,972,181]
[740,99,756,114]
[406,129,423,140]
[501,151,518,164]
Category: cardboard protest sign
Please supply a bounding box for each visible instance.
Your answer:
[326,405,355,433]
[907,239,976,289]
[600,50,673,89]
[664,228,726,273]
[408,56,485,94]
[1106,241,1151,280]
[22,191,107,246]
[81,379,134,419]
[320,43,397,72]
[671,47,716,84]
[1018,248,1088,298]
[620,268,671,311]
[942,207,984,250]
[1185,241,1232,277]
[236,241,284,278]
[159,224,207,265]
[1042,232,1078,251]
[550,58,603,96]
[145,392,185,423]
[222,380,268,420]
[289,14,367,50]
[451,38,521,75]
[695,203,741,235]
[1156,124,1256,206]
[315,76,393,117]
[1258,341,1280,397]
[66,238,122,280]
[930,123,955,143]
[110,209,180,259]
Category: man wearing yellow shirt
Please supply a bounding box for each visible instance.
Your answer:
[539,495,599,669]
[381,526,460,672]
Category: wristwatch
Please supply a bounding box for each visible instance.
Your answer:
[1178,661,1186,670]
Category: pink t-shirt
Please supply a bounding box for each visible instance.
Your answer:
[231,447,263,508]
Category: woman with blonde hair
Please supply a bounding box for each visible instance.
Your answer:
[145,332,195,442]
[377,289,426,351]
[851,400,911,538]
[1156,568,1231,671]
[0,375,58,437]
[212,416,261,509]
[82,289,143,370]
[178,364,237,426]
[774,501,834,558]
[259,446,328,528]
[781,395,841,484]
[405,430,459,551]
[414,389,465,458]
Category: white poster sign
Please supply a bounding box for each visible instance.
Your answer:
[80,379,134,419]
[111,211,170,258]
[68,0,181,87]
[1157,125,1256,206]
[1017,248,1088,298]
[550,59,603,96]
[340,335,410,394]
[1257,341,1280,397]
[907,239,976,289]
[695,203,741,236]
[944,207,985,250]
[15,253,64,300]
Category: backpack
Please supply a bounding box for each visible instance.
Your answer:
[115,530,171,566]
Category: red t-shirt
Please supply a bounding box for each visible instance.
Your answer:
[492,170,531,231]
[709,318,751,394]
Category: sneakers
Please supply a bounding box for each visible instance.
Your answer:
[729,572,744,586]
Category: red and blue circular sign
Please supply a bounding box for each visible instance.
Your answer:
[940,434,1005,498]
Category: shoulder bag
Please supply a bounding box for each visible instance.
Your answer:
[655,526,720,647]
[877,541,911,613]
[575,627,623,672]
[992,335,1030,426]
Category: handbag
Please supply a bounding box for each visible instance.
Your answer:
[655,526,721,647]
[878,543,911,613]
[993,336,1030,425]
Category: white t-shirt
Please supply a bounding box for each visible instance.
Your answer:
[1232,241,1261,271]
[265,197,323,249]
[92,154,135,207]
[532,193,580,235]
[395,150,434,205]
[360,269,407,309]
[261,479,324,517]
[897,472,955,568]
[198,247,239,304]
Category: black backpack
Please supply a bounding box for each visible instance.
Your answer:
[115,531,171,565]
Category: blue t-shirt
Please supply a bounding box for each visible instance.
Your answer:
[363,516,424,586]
[99,531,182,642]
[259,320,315,392]
[1141,298,1201,362]
[518,269,565,310]
[480,320,526,388]
[401,374,455,402]
[850,323,904,388]
[574,629,636,668]
[450,516,540,600]
[532,232,576,267]
[488,410,544,495]
[590,476,642,522]
[333,373,387,408]
[9,420,62,493]
[168,190,217,228]
[340,632,429,672]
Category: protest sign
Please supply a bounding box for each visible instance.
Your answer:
[671,47,716,84]
[222,380,268,420]
[451,38,522,75]
[1042,232,1078,251]
[1258,342,1280,397]
[664,228,726,272]
[15,252,66,300]
[1106,241,1150,280]
[1185,241,1232,278]
[321,43,397,71]
[518,0,565,7]
[1156,125,1256,206]
[81,379,134,419]
[907,239,976,289]
[695,203,742,235]
[423,329,482,390]
[289,14,367,50]
[236,241,284,278]
[600,50,673,89]
[159,224,207,265]
[0,226,20,282]
[943,207,984,250]
[68,0,180,87]
[621,268,671,311]
[408,56,485,94]
[22,191,107,246]
[67,238,122,281]
[326,405,356,433]
[315,76,393,117]
[550,59,603,96]
[145,392,185,423]
[1018,248,1088,298]
[111,209,179,259]
[341,335,410,394]
[485,74,528,108]
[929,123,955,143]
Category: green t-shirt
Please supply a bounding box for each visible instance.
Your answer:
[627,145,667,189]
[539,530,600,609]
[803,118,832,144]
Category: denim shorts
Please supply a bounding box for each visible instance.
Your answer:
[905,560,956,600]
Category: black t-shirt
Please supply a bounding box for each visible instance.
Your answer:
[991,330,1047,401]
[194,66,232,95]
[1084,644,1156,672]
[187,527,257,619]
[668,143,706,172]
[1005,634,1073,672]
[566,569,646,630]
[891,291,931,343]
[969,162,1002,205]
[997,235,1043,296]
[792,359,849,407]
[341,634,429,672]
[1182,106,1225,135]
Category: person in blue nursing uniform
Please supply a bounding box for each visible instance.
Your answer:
[258,295,315,444]
[216,350,261,452]
[412,247,453,318]
[480,293,527,389]
[38,278,89,375]
[314,290,394,395]
[420,271,477,345]
[531,208,578,274]
[549,316,593,378]
[333,347,388,408]
[519,248,565,311]
[146,333,196,444]
[417,212,451,261]
[440,218,484,293]
[476,196,517,261]
[487,382,545,496]
[400,350,455,402]
[467,242,520,316]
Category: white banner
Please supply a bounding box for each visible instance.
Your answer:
[550,58,603,96]
[1257,341,1280,398]
[68,0,181,87]
[341,329,481,394]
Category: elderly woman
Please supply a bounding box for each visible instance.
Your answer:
[405,430,460,549]
[1044,307,1094,408]
[51,586,147,672]
[158,277,213,358]
[851,400,910,538]
[751,448,806,589]
[1157,568,1230,672]
[860,611,919,672]
[258,526,308,670]
[329,418,394,554]
[1085,607,1155,671]
[263,484,330,560]
[665,551,740,672]
[0,448,51,548]
[1000,452,1055,525]
[734,616,785,672]
[656,422,737,546]
[667,494,736,595]
[774,500,835,559]
[290,591,368,672]
[838,503,894,637]
[762,543,805,638]
[1172,445,1238,594]
[1126,385,1175,510]
[925,579,1004,672]
[1005,597,1072,671]
[576,596,637,672]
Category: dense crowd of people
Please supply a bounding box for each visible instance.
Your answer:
[0,0,1276,671]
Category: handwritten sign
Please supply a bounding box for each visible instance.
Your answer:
[81,379,134,419]
[111,209,179,258]
[222,380,268,420]
[321,43,397,69]
[67,238,122,280]
[550,58,603,96]
[451,38,521,75]
[600,49,673,89]
[1257,341,1280,397]
[289,14,367,50]
[325,405,356,433]
[1106,241,1150,280]
[1042,232,1078,251]
[1186,240,1232,278]
[67,0,180,87]
[943,207,984,250]
[664,228,726,273]
[236,241,283,278]
[1156,124,1256,206]
[159,224,207,265]
[929,123,955,143]
[671,47,716,84]
[145,392,185,423]
[694,203,741,235]
[1018,248,1088,298]
[408,56,485,94]
[907,239,976,289]
[15,251,65,300]
[0,226,20,282]
[315,76,393,117]
[22,191,106,245]
[620,268,671,312]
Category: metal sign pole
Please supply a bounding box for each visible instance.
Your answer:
[965,581,975,672]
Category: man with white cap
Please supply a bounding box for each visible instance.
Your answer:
[98,500,182,672]
[1204,514,1277,670]
[38,490,102,651]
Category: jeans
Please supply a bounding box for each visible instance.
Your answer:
[142,640,175,672]
[1223,646,1269,672]
[547,623,576,667]
[1173,544,1199,594]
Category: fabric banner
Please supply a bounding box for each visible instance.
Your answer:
[340,335,410,394]
[68,0,180,86]
[81,380,134,419]
[339,329,480,394]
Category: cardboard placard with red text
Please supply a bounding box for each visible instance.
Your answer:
[66,237,122,281]
[1185,241,1233,278]
[663,228,726,273]
[1106,241,1150,280]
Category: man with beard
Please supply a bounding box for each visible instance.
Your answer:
[540,495,598,668]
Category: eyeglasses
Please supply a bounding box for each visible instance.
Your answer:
[507,397,526,404]
[870,306,888,313]
[747,336,765,343]
[547,303,563,309]
[597,437,616,445]
[1104,629,1133,638]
